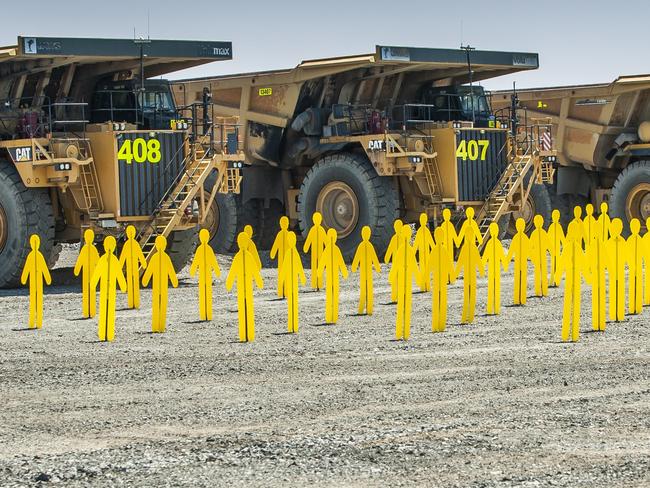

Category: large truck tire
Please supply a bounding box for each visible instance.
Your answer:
[610,160,650,234]
[255,198,284,250]
[297,153,399,261]
[0,160,55,288]
[505,183,552,236]
[166,227,198,271]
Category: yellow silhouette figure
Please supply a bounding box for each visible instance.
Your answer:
[20,234,52,329]
[429,227,455,331]
[567,206,586,248]
[91,236,127,342]
[225,232,264,342]
[317,228,348,324]
[584,204,597,245]
[413,213,435,292]
[118,225,147,310]
[644,217,650,306]
[529,215,550,297]
[587,223,607,332]
[606,219,627,322]
[384,219,404,303]
[74,229,100,318]
[481,223,508,315]
[142,236,179,333]
[555,229,591,342]
[454,207,483,248]
[270,216,290,298]
[389,226,419,340]
[439,208,459,255]
[506,218,530,305]
[279,232,306,333]
[189,229,221,321]
[303,212,327,291]
[596,202,611,243]
[627,218,643,315]
[453,222,485,323]
[244,224,263,271]
[351,226,381,315]
[548,210,566,287]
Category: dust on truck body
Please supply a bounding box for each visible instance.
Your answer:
[491,75,650,229]
[173,45,550,258]
[0,36,243,287]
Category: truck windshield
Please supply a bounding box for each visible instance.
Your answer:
[458,88,491,117]
[137,90,175,111]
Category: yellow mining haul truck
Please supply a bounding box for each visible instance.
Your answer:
[491,75,650,231]
[173,45,554,259]
[0,36,243,288]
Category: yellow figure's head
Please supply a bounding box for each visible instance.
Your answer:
[327,228,337,244]
[312,212,322,226]
[534,215,544,229]
[244,225,254,238]
[489,222,499,238]
[400,225,412,241]
[393,219,403,234]
[442,208,451,222]
[419,213,427,226]
[630,218,641,235]
[551,209,560,224]
[29,234,40,250]
[465,207,475,219]
[279,216,289,231]
[610,218,623,238]
[237,231,250,250]
[573,206,582,219]
[126,225,136,240]
[600,201,608,214]
[585,203,594,216]
[434,227,444,244]
[155,235,167,252]
[199,228,210,244]
[515,218,526,233]
[286,231,297,249]
[361,225,371,241]
[104,236,117,254]
[83,229,95,245]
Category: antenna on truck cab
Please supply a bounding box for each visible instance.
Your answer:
[460,44,476,123]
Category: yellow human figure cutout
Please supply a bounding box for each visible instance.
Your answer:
[270,216,290,298]
[454,207,483,248]
[439,209,459,255]
[529,215,550,297]
[555,230,591,342]
[142,236,178,333]
[548,210,566,287]
[384,219,404,303]
[225,232,264,342]
[481,223,508,315]
[189,229,221,321]
[506,218,530,305]
[118,225,147,310]
[584,204,597,246]
[587,223,607,332]
[244,225,263,271]
[453,223,485,323]
[303,212,327,290]
[20,235,52,329]
[596,202,611,243]
[643,217,650,306]
[389,226,419,340]
[351,226,381,315]
[279,232,306,333]
[74,229,100,318]
[626,218,643,315]
[567,206,586,248]
[91,236,127,342]
[413,213,435,291]
[429,227,455,331]
[606,219,627,322]
[317,229,348,324]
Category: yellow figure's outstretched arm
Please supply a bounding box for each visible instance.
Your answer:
[454,224,466,248]
[303,229,314,253]
[189,249,200,277]
[297,253,307,286]
[317,249,329,281]
[74,247,86,276]
[505,240,516,268]
[384,236,397,264]
[370,245,381,273]
[114,257,128,292]
[39,254,52,285]
[351,245,362,273]
[141,260,154,287]
[270,233,282,260]
[166,255,179,288]
[480,242,491,269]
[91,257,106,289]
[250,253,264,289]
[336,249,349,279]
[208,248,221,278]
[452,250,465,282]
[20,252,32,285]
[471,221,483,245]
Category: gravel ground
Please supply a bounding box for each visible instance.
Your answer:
[0,244,649,487]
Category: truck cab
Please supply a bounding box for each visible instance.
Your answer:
[419,84,495,126]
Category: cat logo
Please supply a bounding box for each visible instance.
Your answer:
[13,147,32,162]
[368,140,385,151]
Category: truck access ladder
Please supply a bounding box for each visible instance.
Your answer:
[422,153,443,203]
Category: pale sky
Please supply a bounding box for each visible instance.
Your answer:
[2,0,648,90]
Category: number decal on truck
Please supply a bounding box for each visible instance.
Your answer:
[456,139,490,161]
[117,138,162,164]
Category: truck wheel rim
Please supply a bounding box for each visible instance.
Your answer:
[316,182,359,238]
[0,204,7,253]
[626,183,650,222]
[508,193,535,233]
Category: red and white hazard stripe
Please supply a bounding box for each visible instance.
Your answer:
[540,132,552,151]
